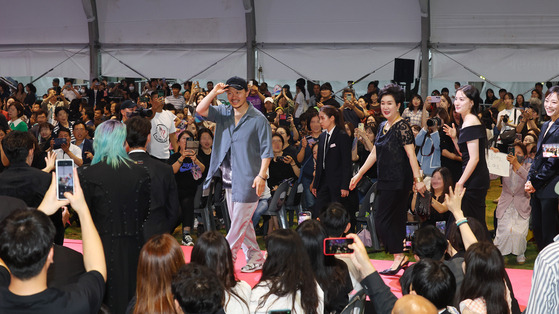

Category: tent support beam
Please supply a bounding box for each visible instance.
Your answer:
[82,0,100,80]
[244,0,256,80]
[419,0,430,100]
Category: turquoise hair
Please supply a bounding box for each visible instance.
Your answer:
[91,120,131,168]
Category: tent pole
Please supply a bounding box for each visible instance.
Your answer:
[419,0,430,98]
[82,0,100,81]
[244,0,256,80]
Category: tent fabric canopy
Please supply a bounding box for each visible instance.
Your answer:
[0,0,557,82]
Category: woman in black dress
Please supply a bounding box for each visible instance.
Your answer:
[350,84,426,275]
[443,85,490,233]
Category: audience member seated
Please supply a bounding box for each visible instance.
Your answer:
[172,263,226,314]
[190,231,251,314]
[52,127,83,167]
[78,120,151,314]
[250,229,324,314]
[409,259,459,314]
[72,121,94,164]
[296,219,353,313]
[525,234,559,313]
[0,131,64,244]
[125,116,180,240]
[127,234,185,314]
[0,169,106,313]
[392,295,437,314]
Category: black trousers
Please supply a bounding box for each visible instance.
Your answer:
[179,195,195,230]
[461,188,489,236]
[375,189,409,254]
[531,195,559,251]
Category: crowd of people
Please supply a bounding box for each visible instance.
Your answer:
[0,75,558,314]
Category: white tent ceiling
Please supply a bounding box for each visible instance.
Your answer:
[1,0,558,83]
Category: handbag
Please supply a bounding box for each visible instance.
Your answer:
[414,190,432,217]
[356,176,373,195]
[500,109,518,145]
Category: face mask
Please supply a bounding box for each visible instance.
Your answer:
[129,86,135,91]
[517,155,525,163]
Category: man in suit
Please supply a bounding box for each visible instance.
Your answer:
[125,116,180,240]
[312,106,352,217]
[0,131,64,244]
[525,86,559,250]
[85,78,105,108]
[72,121,94,165]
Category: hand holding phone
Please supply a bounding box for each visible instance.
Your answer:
[324,237,354,255]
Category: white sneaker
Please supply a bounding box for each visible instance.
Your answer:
[241,263,263,273]
[516,254,526,264]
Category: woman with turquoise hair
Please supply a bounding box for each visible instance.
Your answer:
[78,120,151,314]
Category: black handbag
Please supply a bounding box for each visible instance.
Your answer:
[414,190,432,217]
[356,176,373,194]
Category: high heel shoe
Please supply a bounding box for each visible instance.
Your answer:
[378,257,409,276]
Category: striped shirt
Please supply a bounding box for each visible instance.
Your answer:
[525,234,559,314]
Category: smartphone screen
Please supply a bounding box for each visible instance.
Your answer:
[268,310,291,314]
[405,223,419,249]
[279,114,287,120]
[186,140,199,155]
[56,160,75,200]
[157,90,165,97]
[298,211,312,224]
[345,94,352,101]
[432,96,441,103]
[324,238,354,255]
[358,123,365,131]
[436,221,446,234]
[508,146,515,155]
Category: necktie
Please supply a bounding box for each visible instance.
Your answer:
[323,133,330,168]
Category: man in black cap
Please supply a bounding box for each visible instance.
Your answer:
[318,82,340,108]
[196,76,273,273]
[120,99,138,123]
[516,104,540,137]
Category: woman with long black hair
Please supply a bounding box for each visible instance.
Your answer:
[250,229,323,314]
[296,219,352,313]
[443,85,490,234]
[191,231,251,314]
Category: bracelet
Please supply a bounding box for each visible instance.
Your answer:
[290,163,296,167]
[456,218,468,227]
[258,174,267,180]
[414,177,424,183]
[177,159,184,163]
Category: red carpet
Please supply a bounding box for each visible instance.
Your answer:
[63,239,532,310]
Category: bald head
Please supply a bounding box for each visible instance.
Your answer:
[392,295,437,314]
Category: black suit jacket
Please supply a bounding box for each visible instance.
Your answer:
[78,139,94,165]
[312,127,352,191]
[528,119,559,197]
[86,88,105,108]
[129,151,180,239]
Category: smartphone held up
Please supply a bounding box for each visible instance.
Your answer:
[56,160,75,200]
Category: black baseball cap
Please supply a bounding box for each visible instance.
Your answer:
[120,100,138,109]
[226,76,248,90]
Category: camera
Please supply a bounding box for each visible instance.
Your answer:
[502,114,509,123]
[130,108,153,118]
[427,117,441,127]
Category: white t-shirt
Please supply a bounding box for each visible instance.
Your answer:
[294,92,308,118]
[147,110,176,159]
[250,280,324,314]
[54,144,82,167]
[61,88,78,102]
[224,280,251,314]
